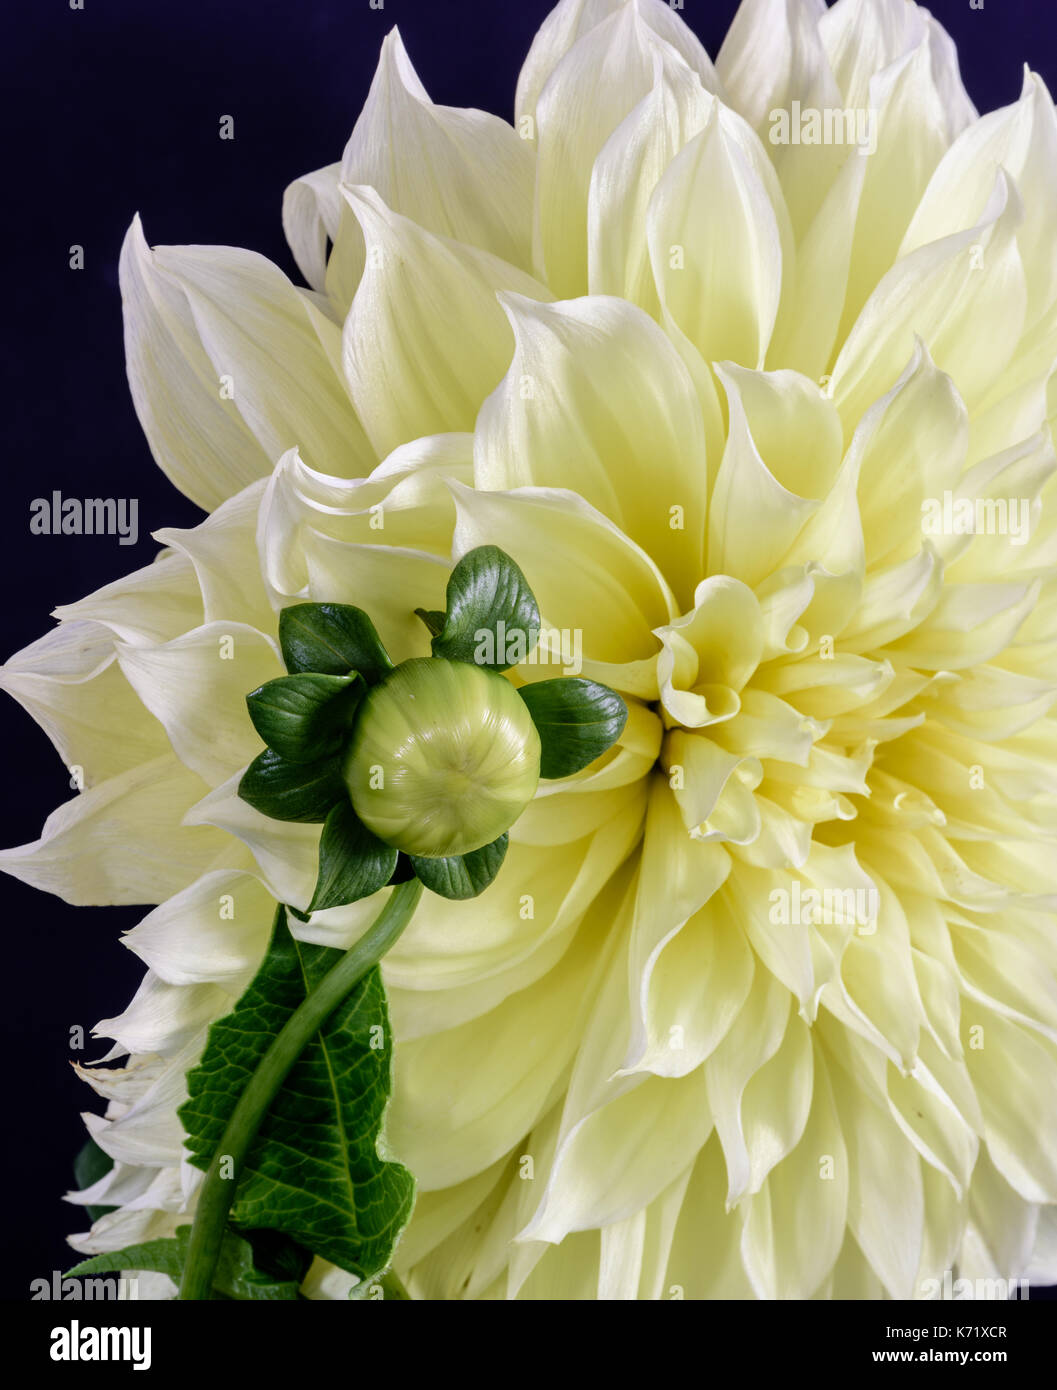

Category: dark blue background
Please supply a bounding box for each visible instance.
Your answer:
[2,0,1054,1302]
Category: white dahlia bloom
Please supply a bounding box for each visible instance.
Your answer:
[5,0,1057,1300]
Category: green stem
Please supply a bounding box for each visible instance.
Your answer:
[179,878,423,1301]
[378,1269,412,1301]
[349,1268,412,1301]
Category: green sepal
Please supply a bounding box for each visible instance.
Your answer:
[517,678,628,778]
[409,833,509,900]
[179,909,415,1281]
[413,608,446,638]
[238,747,346,823]
[308,800,399,913]
[72,1138,115,1225]
[66,1226,303,1301]
[279,603,393,683]
[431,545,540,670]
[246,672,364,764]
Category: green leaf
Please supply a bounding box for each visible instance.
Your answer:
[517,678,628,778]
[67,1226,303,1301]
[246,672,364,764]
[179,911,415,1281]
[431,545,540,670]
[309,801,399,912]
[279,603,393,683]
[212,1230,306,1301]
[67,1235,184,1283]
[413,607,446,638]
[410,834,509,900]
[241,1228,314,1291]
[72,1138,115,1224]
[238,748,346,823]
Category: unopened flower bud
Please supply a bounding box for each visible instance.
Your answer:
[345,658,541,857]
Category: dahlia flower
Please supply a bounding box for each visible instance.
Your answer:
[5,0,1057,1300]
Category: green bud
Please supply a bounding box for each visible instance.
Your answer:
[344,658,541,857]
